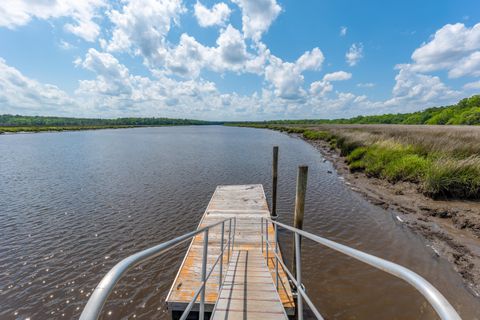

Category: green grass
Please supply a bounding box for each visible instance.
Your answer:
[343,141,429,182]
[249,124,480,200]
[423,157,480,199]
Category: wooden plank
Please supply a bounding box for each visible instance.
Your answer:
[166,184,294,316]
[211,251,288,320]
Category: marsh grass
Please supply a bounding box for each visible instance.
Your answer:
[258,124,480,199]
[423,156,480,199]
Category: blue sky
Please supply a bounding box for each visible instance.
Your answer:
[0,0,479,120]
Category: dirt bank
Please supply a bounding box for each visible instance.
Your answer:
[301,135,480,297]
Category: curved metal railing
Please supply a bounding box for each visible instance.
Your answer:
[261,217,461,320]
[79,217,236,320]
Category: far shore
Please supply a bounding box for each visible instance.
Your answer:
[0,124,218,134]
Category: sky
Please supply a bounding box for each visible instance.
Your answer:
[0,0,480,121]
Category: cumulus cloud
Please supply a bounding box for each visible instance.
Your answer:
[194,1,231,27]
[73,48,272,119]
[106,0,185,67]
[385,64,460,110]
[296,48,324,72]
[265,48,324,99]
[0,0,106,42]
[309,80,332,97]
[0,58,76,114]
[164,24,252,78]
[2,4,477,120]
[231,0,281,41]
[410,23,480,78]
[463,80,480,91]
[346,43,364,66]
[323,71,352,82]
[79,48,133,96]
[310,71,351,97]
[448,51,480,78]
[340,26,347,36]
[216,24,249,65]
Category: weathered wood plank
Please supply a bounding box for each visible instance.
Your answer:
[211,250,288,320]
[165,184,294,317]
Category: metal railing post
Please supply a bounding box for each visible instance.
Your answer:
[295,233,303,320]
[275,223,279,289]
[200,229,209,320]
[266,219,269,264]
[232,218,236,252]
[227,219,232,262]
[261,217,264,253]
[219,222,225,292]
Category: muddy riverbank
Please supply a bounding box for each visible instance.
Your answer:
[300,134,480,296]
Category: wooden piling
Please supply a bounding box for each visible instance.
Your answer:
[292,165,308,276]
[272,146,279,219]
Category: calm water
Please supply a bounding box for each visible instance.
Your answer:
[0,126,478,319]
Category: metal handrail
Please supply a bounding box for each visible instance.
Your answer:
[261,217,461,320]
[80,217,236,320]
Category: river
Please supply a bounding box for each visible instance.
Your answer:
[0,126,478,319]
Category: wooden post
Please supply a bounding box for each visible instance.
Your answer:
[272,146,279,219]
[292,165,308,277]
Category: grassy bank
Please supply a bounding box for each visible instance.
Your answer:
[238,123,480,200]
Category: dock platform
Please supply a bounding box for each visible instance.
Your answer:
[166,184,294,318]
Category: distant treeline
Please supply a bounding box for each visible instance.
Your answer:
[228,95,480,126]
[0,115,219,127]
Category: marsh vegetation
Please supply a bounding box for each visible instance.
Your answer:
[241,124,480,200]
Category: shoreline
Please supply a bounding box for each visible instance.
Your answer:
[0,125,136,134]
[0,124,218,135]
[294,132,480,297]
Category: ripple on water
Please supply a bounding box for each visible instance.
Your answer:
[0,126,478,319]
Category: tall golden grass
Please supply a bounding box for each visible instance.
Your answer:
[265,124,480,199]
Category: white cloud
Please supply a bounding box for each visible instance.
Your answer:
[59,40,75,50]
[73,49,273,119]
[448,51,480,78]
[164,34,207,78]
[2,6,478,120]
[106,0,185,67]
[323,71,352,82]
[0,58,76,114]
[231,0,281,41]
[357,82,375,88]
[194,2,231,27]
[463,80,480,91]
[411,23,480,78]
[309,80,332,97]
[265,56,306,100]
[79,48,133,96]
[340,26,347,36]
[216,24,249,66]
[296,48,324,72]
[0,0,106,42]
[265,48,325,99]
[346,43,364,66]
[309,71,351,97]
[385,64,460,110]
[164,24,252,78]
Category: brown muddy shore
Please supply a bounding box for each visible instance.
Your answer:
[294,133,480,297]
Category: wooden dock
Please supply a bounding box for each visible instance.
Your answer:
[166,184,294,318]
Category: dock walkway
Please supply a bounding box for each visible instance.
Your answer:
[166,184,294,318]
